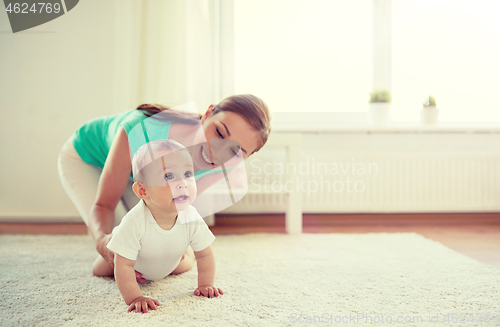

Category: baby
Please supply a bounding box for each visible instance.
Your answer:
[92,139,223,313]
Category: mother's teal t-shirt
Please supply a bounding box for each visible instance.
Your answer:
[73,110,150,170]
[72,109,233,181]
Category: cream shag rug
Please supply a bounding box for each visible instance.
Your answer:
[1,233,499,327]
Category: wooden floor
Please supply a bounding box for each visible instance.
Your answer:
[1,213,499,270]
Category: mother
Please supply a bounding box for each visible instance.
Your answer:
[58,94,271,281]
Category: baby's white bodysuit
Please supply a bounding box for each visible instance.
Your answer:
[106,200,215,281]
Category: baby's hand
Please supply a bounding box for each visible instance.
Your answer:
[128,296,160,313]
[194,285,223,298]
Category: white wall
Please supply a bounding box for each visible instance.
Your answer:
[0,1,116,219]
[0,0,222,221]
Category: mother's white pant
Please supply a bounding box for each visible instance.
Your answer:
[57,135,139,227]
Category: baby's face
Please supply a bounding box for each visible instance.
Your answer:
[140,149,197,212]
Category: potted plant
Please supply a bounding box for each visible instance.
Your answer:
[421,95,439,124]
[368,89,391,125]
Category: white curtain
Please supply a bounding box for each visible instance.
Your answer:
[111,0,233,114]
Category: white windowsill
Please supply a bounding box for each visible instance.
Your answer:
[269,112,500,133]
[271,122,500,134]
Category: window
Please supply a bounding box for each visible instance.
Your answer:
[391,0,500,122]
[234,0,372,113]
[233,0,500,122]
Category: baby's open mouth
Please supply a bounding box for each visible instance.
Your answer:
[173,195,189,202]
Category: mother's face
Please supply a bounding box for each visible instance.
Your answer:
[194,105,260,169]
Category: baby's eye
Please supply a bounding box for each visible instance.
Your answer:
[216,128,224,139]
[184,171,193,178]
[232,147,241,158]
[165,173,174,180]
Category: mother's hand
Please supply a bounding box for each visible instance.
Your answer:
[96,233,115,267]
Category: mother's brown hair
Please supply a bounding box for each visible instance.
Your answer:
[137,94,271,153]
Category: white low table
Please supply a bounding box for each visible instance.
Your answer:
[202,133,304,234]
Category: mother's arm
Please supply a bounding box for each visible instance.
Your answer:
[88,127,132,266]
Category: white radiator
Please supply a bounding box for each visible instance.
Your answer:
[222,150,500,213]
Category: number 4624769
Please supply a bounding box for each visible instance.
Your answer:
[5,3,62,14]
